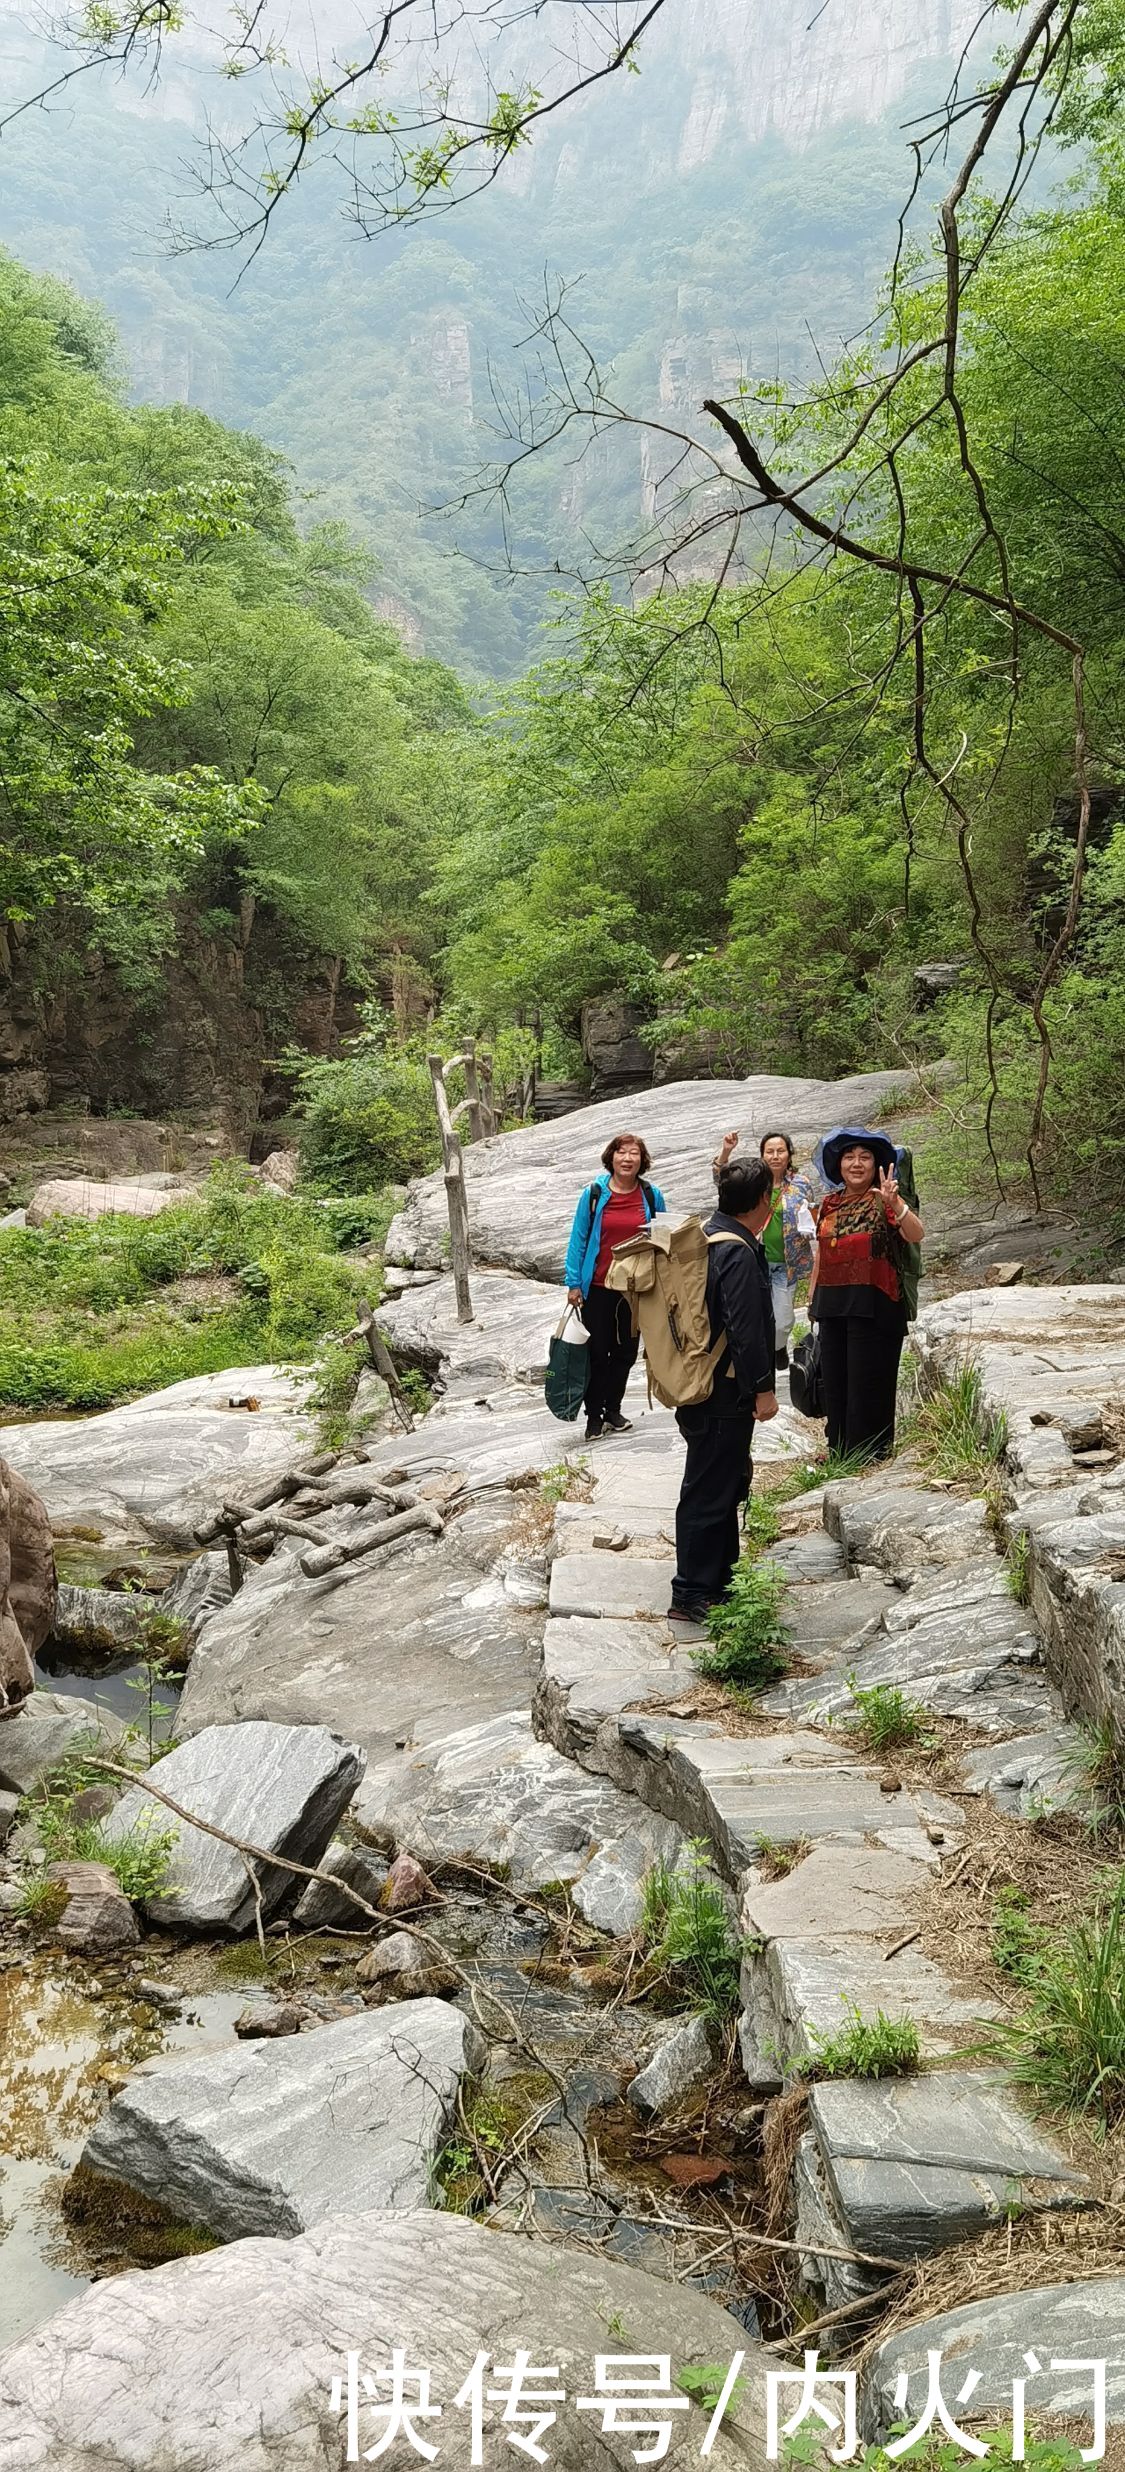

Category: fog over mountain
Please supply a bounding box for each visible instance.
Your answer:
[0,1,983,669]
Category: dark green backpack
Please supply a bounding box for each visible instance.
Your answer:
[894,1146,922,1322]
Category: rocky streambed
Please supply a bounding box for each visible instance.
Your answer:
[1,1071,1124,2468]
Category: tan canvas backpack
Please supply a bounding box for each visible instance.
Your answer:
[604,1214,748,1410]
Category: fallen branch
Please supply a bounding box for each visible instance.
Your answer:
[239,1511,333,1550]
[299,1501,443,1577]
[194,1452,340,1543]
[342,1300,416,1431]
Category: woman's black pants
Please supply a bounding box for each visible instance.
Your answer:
[581,1285,639,1424]
[819,1314,904,1461]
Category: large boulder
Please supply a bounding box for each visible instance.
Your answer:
[0,1366,314,1549]
[385,1067,921,1276]
[0,1458,55,1717]
[0,1689,124,1797]
[25,1176,196,1226]
[80,2000,480,2241]
[175,1528,541,1759]
[0,2209,768,2470]
[102,1720,365,1929]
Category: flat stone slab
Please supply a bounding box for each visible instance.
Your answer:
[548,1553,673,1620]
[769,1533,847,1583]
[961,1725,1086,1818]
[823,1481,990,1576]
[0,1690,125,1799]
[0,1367,313,1549]
[103,1719,364,1930]
[914,1287,1125,1488]
[615,1718,961,1879]
[740,1934,994,2089]
[810,2071,1090,2260]
[784,1561,1059,1736]
[176,1523,541,1758]
[864,2278,1125,2440]
[0,2208,768,2472]
[1026,1508,1125,1737]
[741,1842,928,1947]
[81,2000,480,2242]
[354,1707,681,1909]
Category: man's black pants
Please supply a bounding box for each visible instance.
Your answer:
[581,1285,639,1425]
[671,1403,755,1613]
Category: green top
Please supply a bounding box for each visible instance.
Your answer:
[763,1185,785,1267]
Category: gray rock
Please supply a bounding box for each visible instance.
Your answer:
[548,1555,674,1619]
[741,1842,931,1949]
[102,1720,364,1930]
[571,1814,685,1936]
[355,1706,679,1899]
[176,1527,541,1759]
[739,1935,994,2092]
[80,1999,481,2241]
[385,1067,923,1275]
[913,1285,1125,1491]
[823,1481,990,1577]
[864,2279,1125,2440]
[0,1690,124,1799]
[158,1551,233,1642]
[789,1561,1059,1736]
[291,1838,389,1930]
[25,1176,196,1227]
[0,1367,314,1549]
[627,2014,717,2116]
[51,1584,150,1653]
[49,1859,140,1955]
[810,2072,1090,2261]
[1027,1506,1125,1737]
[0,2208,768,2470]
[961,1725,1087,1818]
[355,1930,427,1984]
[793,2128,888,2311]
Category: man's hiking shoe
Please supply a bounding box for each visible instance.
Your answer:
[584,1417,605,1442]
[603,1413,632,1433]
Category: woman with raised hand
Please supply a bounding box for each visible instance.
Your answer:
[564,1131,666,1442]
[712,1128,815,1369]
[809,1128,924,1461]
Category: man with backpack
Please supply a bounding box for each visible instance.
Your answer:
[665,1157,778,1624]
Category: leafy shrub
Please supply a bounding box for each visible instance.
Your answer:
[290,1015,439,1193]
[990,1884,1043,1982]
[261,1243,363,1357]
[32,1796,177,1903]
[694,1559,790,1691]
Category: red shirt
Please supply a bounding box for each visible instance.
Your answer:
[593,1184,647,1285]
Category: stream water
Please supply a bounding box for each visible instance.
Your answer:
[0,1886,768,2348]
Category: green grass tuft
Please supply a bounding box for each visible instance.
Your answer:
[845,1674,931,1756]
[1006,1527,1032,1606]
[640,1840,744,2020]
[979,1866,1125,2130]
[807,2000,921,2079]
[905,1355,1009,1484]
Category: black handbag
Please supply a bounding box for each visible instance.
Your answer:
[789,1327,825,1421]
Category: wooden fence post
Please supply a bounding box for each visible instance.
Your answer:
[478,1052,497,1137]
[427,1052,474,1323]
[462,1037,485,1144]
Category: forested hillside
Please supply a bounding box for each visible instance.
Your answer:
[1,0,1124,1230]
[0,5,967,675]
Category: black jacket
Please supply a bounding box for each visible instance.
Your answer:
[704,1211,776,1407]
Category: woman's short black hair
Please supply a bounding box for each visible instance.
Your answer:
[718,1158,772,1216]
[759,1129,795,1167]
[600,1131,653,1174]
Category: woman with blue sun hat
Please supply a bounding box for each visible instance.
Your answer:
[808,1126,925,1461]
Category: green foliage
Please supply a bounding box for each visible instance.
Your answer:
[1067,1719,1125,1841]
[845,1676,931,1757]
[539,1458,589,1505]
[990,1884,1043,1984]
[398,1368,433,1416]
[677,2363,748,2422]
[752,1833,811,1881]
[1007,1528,1032,1607]
[740,1494,781,1558]
[782,2425,1085,2472]
[694,1560,790,1692]
[806,2000,921,2080]
[31,1793,178,1904]
[906,1359,1009,1484]
[291,1016,440,1194]
[981,1866,1125,2130]
[0,1165,385,1411]
[640,1841,744,2021]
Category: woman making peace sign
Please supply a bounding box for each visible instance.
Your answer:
[809,1130,924,1462]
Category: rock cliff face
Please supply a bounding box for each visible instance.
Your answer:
[663,0,982,155]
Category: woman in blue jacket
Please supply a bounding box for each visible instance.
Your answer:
[564,1131,666,1440]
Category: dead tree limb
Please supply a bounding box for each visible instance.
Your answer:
[341,1299,416,1431]
[427,1054,474,1323]
[299,1501,443,1578]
